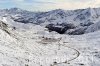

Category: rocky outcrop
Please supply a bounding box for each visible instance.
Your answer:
[46,23,75,34]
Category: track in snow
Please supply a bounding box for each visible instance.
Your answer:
[51,38,80,66]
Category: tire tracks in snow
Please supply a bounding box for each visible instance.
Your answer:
[52,38,80,66]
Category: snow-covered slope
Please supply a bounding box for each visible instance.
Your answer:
[0,21,100,66]
[85,21,100,33]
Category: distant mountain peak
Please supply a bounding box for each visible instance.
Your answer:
[8,7,25,13]
[9,7,22,10]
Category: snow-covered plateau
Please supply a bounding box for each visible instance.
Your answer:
[0,8,100,66]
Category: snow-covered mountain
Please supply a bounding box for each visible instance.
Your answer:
[0,7,100,34]
[0,8,100,66]
[0,8,100,24]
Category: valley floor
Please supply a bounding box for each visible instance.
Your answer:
[0,25,100,66]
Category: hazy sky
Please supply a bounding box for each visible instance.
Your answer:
[0,0,100,11]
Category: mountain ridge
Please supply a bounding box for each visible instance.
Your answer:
[0,7,100,34]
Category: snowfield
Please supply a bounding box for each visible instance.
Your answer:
[0,24,100,66]
[0,8,100,66]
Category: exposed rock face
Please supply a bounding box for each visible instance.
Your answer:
[0,21,16,35]
[80,22,94,27]
[46,23,75,34]
[45,22,94,35]
[0,21,8,30]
